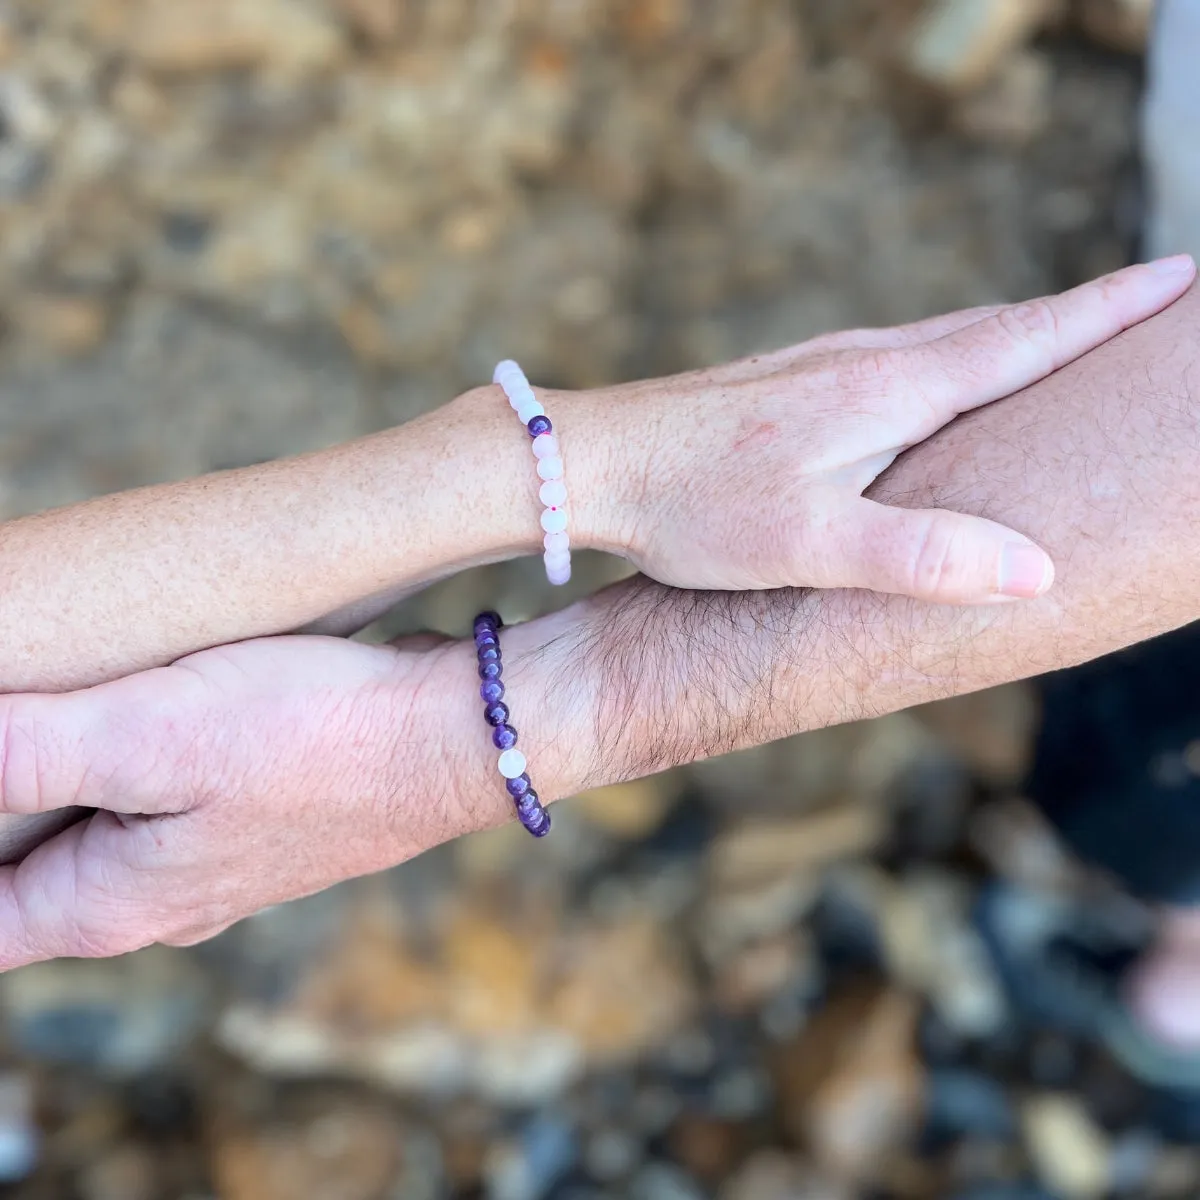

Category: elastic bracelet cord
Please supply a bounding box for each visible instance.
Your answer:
[473,610,552,838]
[492,360,572,586]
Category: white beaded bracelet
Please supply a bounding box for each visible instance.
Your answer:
[493,359,572,586]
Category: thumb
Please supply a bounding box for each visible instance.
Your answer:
[0,814,156,969]
[816,499,1055,605]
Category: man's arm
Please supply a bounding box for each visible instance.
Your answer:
[491,281,1200,802]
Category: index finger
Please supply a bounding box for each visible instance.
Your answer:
[898,257,1196,436]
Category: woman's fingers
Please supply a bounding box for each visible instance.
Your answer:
[895,256,1196,435]
[807,498,1055,606]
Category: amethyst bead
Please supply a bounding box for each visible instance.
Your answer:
[480,679,505,705]
[474,611,502,633]
[506,772,532,799]
[517,796,551,838]
[478,660,503,682]
[477,644,500,665]
[527,415,552,438]
[492,724,518,751]
[474,630,499,650]
[484,701,510,727]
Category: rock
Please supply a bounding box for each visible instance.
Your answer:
[708,809,886,889]
[913,684,1039,783]
[809,865,888,971]
[127,0,346,75]
[337,0,406,43]
[219,898,692,1104]
[546,917,697,1063]
[0,1072,37,1185]
[629,1162,707,1200]
[1021,1094,1112,1200]
[714,934,815,1014]
[720,1152,851,1200]
[953,50,1054,146]
[484,1116,578,1200]
[777,981,923,1184]
[13,294,110,357]
[571,776,683,840]
[699,874,821,963]
[906,0,1057,91]
[1076,0,1154,53]
[969,798,1090,893]
[924,1069,1017,1142]
[1107,1129,1163,1196]
[667,1114,748,1184]
[0,948,209,1077]
[878,869,1008,1038]
[79,1144,159,1200]
[212,1100,404,1200]
[1149,1145,1200,1197]
[583,1126,642,1183]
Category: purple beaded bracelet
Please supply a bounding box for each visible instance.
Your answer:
[474,610,552,838]
[492,360,572,586]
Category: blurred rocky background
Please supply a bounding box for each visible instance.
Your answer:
[0,1,1190,1198]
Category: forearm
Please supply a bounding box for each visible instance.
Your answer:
[0,387,604,694]
[458,282,1200,810]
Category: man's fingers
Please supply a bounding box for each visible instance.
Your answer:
[897,256,1197,434]
[810,499,1055,606]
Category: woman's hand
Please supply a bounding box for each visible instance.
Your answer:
[0,635,473,964]
[571,258,1196,604]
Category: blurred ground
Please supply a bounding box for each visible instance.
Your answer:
[0,2,1183,1198]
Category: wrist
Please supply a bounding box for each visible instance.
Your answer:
[450,381,639,561]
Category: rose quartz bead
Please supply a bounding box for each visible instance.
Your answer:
[536,456,564,481]
[546,562,572,586]
[509,386,536,412]
[540,507,568,534]
[493,360,521,386]
[532,433,560,460]
[516,400,545,423]
[540,479,567,507]
[544,531,570,553]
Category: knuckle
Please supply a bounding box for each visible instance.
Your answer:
[0,700,51,815]
[845,346,901,387]
[995,298,1062,349]
[907,517,962,598]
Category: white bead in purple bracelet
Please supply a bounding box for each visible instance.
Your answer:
[473,610,551,838]
[493,359,572,586]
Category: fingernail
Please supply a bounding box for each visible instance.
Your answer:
[998,543,1053,599]
[1148,253,1196,276]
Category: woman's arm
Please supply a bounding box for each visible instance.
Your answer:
[0,387,612,693]
[0,261,1186,694]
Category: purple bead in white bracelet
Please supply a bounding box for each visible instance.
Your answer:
[493,360,572,586]
[472,611,551,838]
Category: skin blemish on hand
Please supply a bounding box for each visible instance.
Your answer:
[732,418,781,452]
